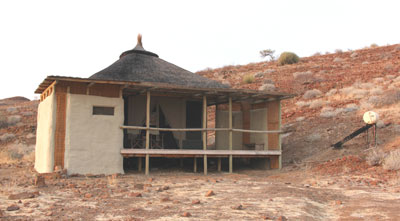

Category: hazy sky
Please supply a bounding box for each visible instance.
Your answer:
[0,0,399,99]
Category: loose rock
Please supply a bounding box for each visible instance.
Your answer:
[6,204,20,211]
[231,204,243,210]
[276,216,288,221]
[191,200,200,205]
[161,197,171,202]
[129,192,142,197]
[205,190,215,197]
[182,212,192,217]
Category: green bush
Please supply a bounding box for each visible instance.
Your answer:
[278,52,299,66]
[242,74,255,84]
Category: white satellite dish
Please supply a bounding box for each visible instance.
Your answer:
[363,111,379,124]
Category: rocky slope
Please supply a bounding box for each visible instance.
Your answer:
[198,44,400,165]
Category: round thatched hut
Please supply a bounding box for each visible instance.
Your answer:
[34,35,291,175]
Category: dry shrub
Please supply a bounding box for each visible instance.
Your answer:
[22,111,34,116]
[254,72,264,78]
[278,52,299,66]
[7,115,21,126]
[366,149,386,166]
[335,49,343,53]
[384,63,394,71]
[258,83,275,91]
[350,52,358,58]
[320,111,337,118]
[320,106,342,118]
[370,88,384,95]
[380,52,393,60]
[357,82,374,89]
[389,82,400,90]
[293,71,312,79]
[293,71,318,84]
[333,57,344,62]
[373,77,384,83]
[306,133,321,142]
[370,43,378,48]
[340,87,368,99]
[366,90,400,107]
[343,103,359,112]
[296,101,310,107]
[0,133,15,142]
[0,116,8,128]
[326,89,337,97]
[1,143,35,163]
[6,107,17,113]
[242,75,255,84]
[309,99,325,108]
[264,69,276,74]
[383,149,400,170]
[386,75,396,79]
[303,89,322,99]
[376,120,385,128]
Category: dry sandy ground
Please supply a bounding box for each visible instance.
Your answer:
[1,163,399,220]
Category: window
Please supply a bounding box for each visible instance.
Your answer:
[93,106,114,116]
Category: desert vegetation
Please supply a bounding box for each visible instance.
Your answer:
[277,52,299,66]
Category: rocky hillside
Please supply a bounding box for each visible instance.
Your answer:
[198,44,400,166]
[0,97,38,164]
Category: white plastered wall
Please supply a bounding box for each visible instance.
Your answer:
[215,110,243,150]
[34,91,56,173]
[64,94,124,175]
[127,96,186,147]
[250,108,268,147]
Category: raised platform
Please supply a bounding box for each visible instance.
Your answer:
[121,149,281,158]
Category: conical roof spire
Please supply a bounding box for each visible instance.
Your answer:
[137,34,143,47]
[119,34,158,58]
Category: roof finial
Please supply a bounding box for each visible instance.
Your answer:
[137,34,143,47]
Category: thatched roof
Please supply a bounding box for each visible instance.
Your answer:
[89,35,228,89]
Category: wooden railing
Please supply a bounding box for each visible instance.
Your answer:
[120,125,282,134]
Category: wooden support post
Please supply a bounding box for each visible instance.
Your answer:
[228,96,233,173]
[145,91,150,175]
[138,157,142,172]
[278,100,282,170]
[203,95,208,175]
[218,158,222,172]
[194,158,197,173]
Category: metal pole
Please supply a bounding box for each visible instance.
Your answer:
[374,123,377,148]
